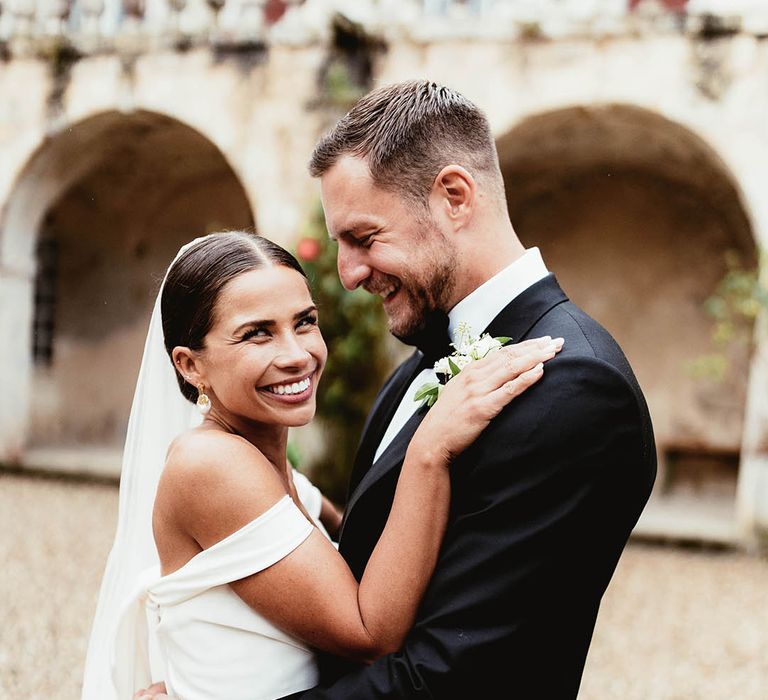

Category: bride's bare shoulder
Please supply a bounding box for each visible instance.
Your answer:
[166,427,263,468]
[160,429,283,507]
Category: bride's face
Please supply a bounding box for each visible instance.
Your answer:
[195,264,327,429]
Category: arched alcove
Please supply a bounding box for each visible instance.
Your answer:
[497,104,757,516]
[0,110,255,471]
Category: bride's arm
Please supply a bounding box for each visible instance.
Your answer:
[164,338,560,664]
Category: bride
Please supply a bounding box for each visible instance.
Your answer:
[82,231,559,700]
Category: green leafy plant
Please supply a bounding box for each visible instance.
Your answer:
[688,250,768,380]
[294,206,392,503]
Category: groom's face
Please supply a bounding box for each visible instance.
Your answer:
[320,155,457,340]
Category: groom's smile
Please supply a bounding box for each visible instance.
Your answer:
[375,282,399,303]
[363,276,401,305]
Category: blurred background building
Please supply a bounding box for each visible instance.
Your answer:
[1,0,767,547]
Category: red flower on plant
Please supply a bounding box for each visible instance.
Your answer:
[296,237,322,262]
[264,0,288,25]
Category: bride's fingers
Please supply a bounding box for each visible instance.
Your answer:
[510,339,563,376]
[497,335,559,362]
[485,362,545,415]
[458,336,550,373]
[504,340,563,375]
[477,338,563,391]
[469,336,561,374]
[505,336,554,355]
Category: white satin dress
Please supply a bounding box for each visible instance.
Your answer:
[111,471,328,700]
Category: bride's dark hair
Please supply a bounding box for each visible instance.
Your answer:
[161,231,308,403]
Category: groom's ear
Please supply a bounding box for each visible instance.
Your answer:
[431,165,475,231]
[172,346,205,387]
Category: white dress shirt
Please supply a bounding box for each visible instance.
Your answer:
[373,247,550,462]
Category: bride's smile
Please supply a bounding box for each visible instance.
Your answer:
[259,372,315,402]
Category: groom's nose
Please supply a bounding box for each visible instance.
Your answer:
[337,245,370,291]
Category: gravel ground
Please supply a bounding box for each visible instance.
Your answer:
[1,473,767,699]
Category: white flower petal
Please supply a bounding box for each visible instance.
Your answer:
[470,334,503,359]
[454,355,473,370]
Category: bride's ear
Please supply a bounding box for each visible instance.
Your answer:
[172,346,205,387]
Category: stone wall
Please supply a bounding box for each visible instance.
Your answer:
[28,112,254,447]
[1,0,767,540]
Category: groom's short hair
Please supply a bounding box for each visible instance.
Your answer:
[309,80,504,207]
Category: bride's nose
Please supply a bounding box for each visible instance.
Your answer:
[273,333,312,369]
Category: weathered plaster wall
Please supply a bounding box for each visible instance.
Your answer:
[1,7,767,538]
[28,115,254,447]
[0,43,327,458]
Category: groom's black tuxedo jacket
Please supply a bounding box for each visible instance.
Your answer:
[296,275,656,699]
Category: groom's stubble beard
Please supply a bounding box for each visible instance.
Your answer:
[389,227,458,344]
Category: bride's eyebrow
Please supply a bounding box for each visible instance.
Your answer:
[232,306,318,334]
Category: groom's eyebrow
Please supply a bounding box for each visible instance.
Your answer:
[333,220,379,241]
[232,306,318,333]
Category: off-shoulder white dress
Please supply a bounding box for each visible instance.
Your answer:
[111,471,328,700]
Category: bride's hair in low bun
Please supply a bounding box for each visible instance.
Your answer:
[161,231,308,403]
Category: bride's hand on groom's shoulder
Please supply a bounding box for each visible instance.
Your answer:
[133,681,172,699]
[411,336,564,465]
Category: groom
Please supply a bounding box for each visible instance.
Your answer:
[293,80,656,699]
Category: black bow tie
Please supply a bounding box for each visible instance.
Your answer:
[398,310,453,367]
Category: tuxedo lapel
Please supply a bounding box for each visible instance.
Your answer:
[340,405,427,539]
[483,273,568,342]
[344,350,423,500]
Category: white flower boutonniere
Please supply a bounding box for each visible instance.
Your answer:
[414,322,512,408]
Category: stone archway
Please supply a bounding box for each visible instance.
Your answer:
[0,110,254,474]
[497,104,757,539]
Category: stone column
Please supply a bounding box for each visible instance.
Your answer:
[736,267,768,550]
[0,258,35,465]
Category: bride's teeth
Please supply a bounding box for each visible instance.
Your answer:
[268,377,311,395]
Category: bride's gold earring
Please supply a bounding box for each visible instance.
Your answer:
[196,384,211,415]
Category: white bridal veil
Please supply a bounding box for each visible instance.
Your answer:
[81,238,205,699]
